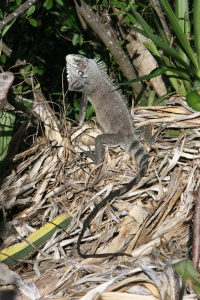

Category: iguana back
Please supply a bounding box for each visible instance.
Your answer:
[66,54,148,258]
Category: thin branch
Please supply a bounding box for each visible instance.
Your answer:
[1,41,12,58]
[8,92,34,116]
[0,0,41,32]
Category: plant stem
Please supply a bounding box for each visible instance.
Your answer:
[175,0,189,64]
[193,0,200,76]
[174,0,191,91]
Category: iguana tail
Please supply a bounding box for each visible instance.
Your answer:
[77,143,148,258]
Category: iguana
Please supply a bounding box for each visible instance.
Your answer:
[66,54,148,258]
[0,72,14,110]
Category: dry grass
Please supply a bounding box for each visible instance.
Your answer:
[0,101,200,299]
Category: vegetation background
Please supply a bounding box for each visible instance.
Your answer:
[1,1,200,298]
[1,0,200,142]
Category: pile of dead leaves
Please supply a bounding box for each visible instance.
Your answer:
[0,99,200,300]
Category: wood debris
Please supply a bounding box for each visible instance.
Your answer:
[0,103,199,299]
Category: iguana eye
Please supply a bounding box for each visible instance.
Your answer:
[78,70,84,77]
[74,58,82,63]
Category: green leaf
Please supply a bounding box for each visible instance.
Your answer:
[193,0,200,74]
[20,98,32,109]
[74,100,80,111]
[167,129,181,137]
[0,54,6,64]
[0,213,72,266]
[186,90,200,111]
[51,92,62,96]
[60,25,68,32]
[33,66,38,75]
[86,105,94,120]
[78,35,83,46]
[35,56,46,64]
[0,9,3,20]
[144,40,190,94]
[75,112,79,121]
[15,85,23,94]
[26,5,36,17]
[22,65,32,79]
[174,0,190,66]
[72,34,83,46]
[124,13,136,25]
[29,18,37,27]
[34,83,41,89]
[55,0,63,6]
[34,65,44,75]
[131,9,196,75]
[1,18,16,37]
[101,0,109,7]
[119,39,125,46]
[158,0,198,71]
[16,0,22,5]
[118,67,168,85]
[173,259,200,297]
[43,0,53,10]
[147,90,156,106]
[112,0,127,9]
[0,112,16,162]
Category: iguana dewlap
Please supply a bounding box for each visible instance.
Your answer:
[66,54,148,258]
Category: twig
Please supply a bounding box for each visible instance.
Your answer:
[192,185,200,271]
[0,0,40,32]
[8,91,34,116]
[150,0,171,41]
[1,41,13,58]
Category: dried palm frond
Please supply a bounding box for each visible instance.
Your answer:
[0,95,199,299]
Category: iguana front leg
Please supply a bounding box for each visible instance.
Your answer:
[86,133,124,164]
[79,94,88,126]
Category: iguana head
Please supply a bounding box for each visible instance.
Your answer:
[66,54,88,92]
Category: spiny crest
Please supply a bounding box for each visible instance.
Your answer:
[94,58,125,99]
[94,58,107,74]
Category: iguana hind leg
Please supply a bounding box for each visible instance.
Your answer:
[85,133,126,164]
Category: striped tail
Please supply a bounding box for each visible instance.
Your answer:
[77,139,148,258]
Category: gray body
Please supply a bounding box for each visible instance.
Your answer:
[66,54,148,258]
